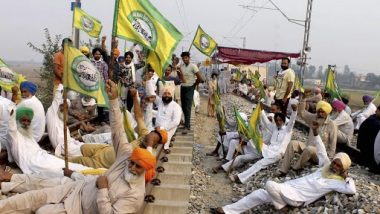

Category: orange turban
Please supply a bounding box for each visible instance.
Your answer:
[113,48,120,58]
[131,147,156,182]
[155,129,168,144]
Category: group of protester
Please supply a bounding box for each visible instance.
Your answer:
[0,38,205,213]
[207,57,380,213]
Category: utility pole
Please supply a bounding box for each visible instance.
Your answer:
[241,37,246,48]
[299,0,313,84]
[240,0,314,84]
[74,0,81,48]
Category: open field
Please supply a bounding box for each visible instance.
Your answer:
[341,88,379,110]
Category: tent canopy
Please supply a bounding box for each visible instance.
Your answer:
[215,46,301,65]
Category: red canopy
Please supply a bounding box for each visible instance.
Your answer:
[215,46,301,65]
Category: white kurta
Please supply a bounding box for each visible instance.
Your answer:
[352,102,377,129]
[155,99,182,150]
[8,104,90,178]
[237,110,297,183]
[222,140,260,172]
[193,90,200,113]
[0,96,12,160]
[223,135,356,214]
[46,85,83,157]
[17,96,46,143]
[331,110,354,143]
[145,79,157,131]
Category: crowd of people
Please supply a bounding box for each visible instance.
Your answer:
[0,38,379,213]
[0,38,205,213]
[206,58,380,213]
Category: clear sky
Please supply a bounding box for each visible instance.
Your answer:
[1,0,379,74]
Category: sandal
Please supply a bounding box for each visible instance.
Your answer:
[151,178,161,186]
[156,166,165,173]
[210,207,225,214]
[206,152,218,157]
[144,195,155,203]
[160,156,168,162]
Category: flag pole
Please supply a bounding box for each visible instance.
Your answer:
[63,88,69,169]
[63,42,69,169]
[109,0,120,81]
[188,26,198,52]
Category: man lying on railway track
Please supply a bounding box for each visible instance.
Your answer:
[211,122,356,214]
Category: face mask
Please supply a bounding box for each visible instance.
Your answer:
[281,66,288,70]
[162,96,173,104]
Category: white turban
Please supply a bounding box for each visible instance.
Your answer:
[333,152,351,170]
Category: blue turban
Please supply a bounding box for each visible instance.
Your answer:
[20,81,37,95]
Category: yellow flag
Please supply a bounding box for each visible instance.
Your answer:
[63,43,108,107]
[73,7,103,38]
[325,67,341,100]
[0,58,26,92]
[295,75,305,93]
[123,109,136,142]
[248,104,263,154]
[113,0,183,77]
[192,25,217,57]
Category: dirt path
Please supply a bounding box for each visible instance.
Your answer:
[189,95,235,213]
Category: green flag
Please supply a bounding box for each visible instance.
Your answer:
[324,67,342,100]
[234,106,249,138]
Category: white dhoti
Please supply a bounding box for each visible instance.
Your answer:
[237,156,280,184]
[222,181,301,214]
[354,115,366,130]
[221,151,259,172]
[217,132,239,159]
[164,127,177,150]
[225,139,240,161]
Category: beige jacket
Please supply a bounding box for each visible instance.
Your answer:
[299,101,338,158]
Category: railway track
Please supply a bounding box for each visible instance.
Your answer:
[139,111,195,214]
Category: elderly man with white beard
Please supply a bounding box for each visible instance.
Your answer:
[0,79,156,213]
[17,81,45,143]
[6,105,90,178]
[154,85,182,154]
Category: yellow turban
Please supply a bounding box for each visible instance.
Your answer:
[333,152,351,171]
[80,46,90,55]
[131,148,156,182]
[316,101,332,114]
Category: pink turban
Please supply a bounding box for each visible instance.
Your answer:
[332,100,346,112]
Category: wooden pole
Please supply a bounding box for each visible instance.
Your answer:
[63,89,69,169]
[227,139,243,175]
[108,36,116,82]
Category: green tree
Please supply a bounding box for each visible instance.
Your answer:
[27,28,62,109]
